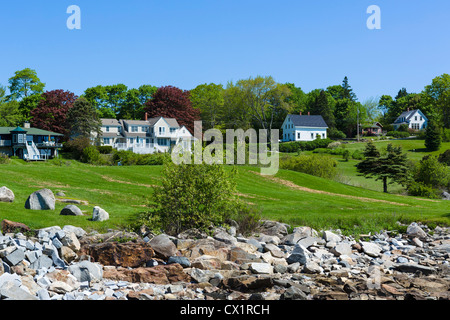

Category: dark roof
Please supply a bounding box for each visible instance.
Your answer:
[0,127,63,136]
[394,109,428,123]
[10,126,27,132]
[288,115,328,128]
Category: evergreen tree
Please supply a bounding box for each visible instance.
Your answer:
[66,97,102,141]
[424,121,442,151]
[311,90,335,128]
[356,142,409,193]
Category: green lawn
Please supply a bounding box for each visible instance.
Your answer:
[0,157,448,235]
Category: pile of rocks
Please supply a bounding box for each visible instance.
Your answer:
[0,219,448,300]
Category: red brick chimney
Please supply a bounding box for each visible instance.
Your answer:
[144,112,148,121]
[308,112,310,116]
[299,111,302,115]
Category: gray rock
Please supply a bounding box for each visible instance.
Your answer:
[395,263,436,275]
[263,243,285,258]
[286,244,310,265]
[213,230,237,245]
[0,186,14,203]
[168,256,191,268]
[149,234,177,259]
[282,286,308,300]
[4,248,25,266]
[360,241,382,257]
[0,282,38,300]
[25,188,55,210]
[60,205,83,216]
[331,243,353,257]
[92,206,109,221]
[68,260,103,283]
[249,262,273,274]
[406,222,427,239]
[303,261,323,274]
[62,225,86,238]
[298,236,324,248]
[323,230,341,243]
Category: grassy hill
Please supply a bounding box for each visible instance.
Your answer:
[0,156,448,235]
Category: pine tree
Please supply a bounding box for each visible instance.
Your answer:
[424,121,441,151]
[356,142,409,193]
[66,97,102,141]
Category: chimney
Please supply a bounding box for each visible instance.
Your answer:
[299,111,302,115]
[308,112,310,116]
[24,122,30,129]
[407,108,410,112]
[144,112,148,121]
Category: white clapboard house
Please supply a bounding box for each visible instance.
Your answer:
[97,114,196,154]
[281,112,329,142]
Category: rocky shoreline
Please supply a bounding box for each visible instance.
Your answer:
[0,219,448,300]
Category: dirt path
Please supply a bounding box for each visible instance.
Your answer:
[254,172,411,206]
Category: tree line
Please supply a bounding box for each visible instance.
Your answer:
[1,68,449,142]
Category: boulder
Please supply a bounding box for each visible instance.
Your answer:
[103,264,190,285]
[92,206,109,221]
[0,187,14,203]
[80,241,155,268]
[249,263,273,274]
[149,234,177,260]
[68,260,103,283]
[286,244,310,265]
[359,241,382,257]
[25,188,55,210]
[60,205,83,216]
[406,222,427,240]
[1,220,30,234]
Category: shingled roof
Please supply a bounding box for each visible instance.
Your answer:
[288,115,328,128]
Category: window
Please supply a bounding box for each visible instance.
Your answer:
[322,133,325,138]
[129,138,134,144]
[170,128,176,133]
[142,126,147,132]
[415,116,417,121]
[420,116,422,121]
[159,127,165,134]
[157,138,167,146]
[297,132,300,139]
[103,138,110,144]
[132,126,138,132]
[311,133,314,139]
[105,126,110,132]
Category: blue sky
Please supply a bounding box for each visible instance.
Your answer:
[1,0,449,102]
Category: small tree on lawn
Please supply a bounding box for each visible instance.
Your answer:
[425,121,441,151]
[356,142,409,193]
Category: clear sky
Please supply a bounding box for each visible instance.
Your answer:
[1,0,449,102]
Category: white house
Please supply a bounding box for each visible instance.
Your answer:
[97,115,196,154]
[281,113,328,142]
[392,109,428,131]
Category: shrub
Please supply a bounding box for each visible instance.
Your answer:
[112,150,170,166]
[343,149,350,161]
[386,131,410,139]
[151,163,244,235]
[0,153,10,164]
[412,155,449,189]
[438,149,450,166]
[63,137,92,160]
[279,138,333,153]
[327,128,346,139]
[97,145,113,154]
[425,121,441,151]
[398,124,409,132]
[351,150,364,160]
[280,154,338,179]
[81,146,101,164]
[407,181,440,199]
[230,203,262,237]
[442,128,450,143]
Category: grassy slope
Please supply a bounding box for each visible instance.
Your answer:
[0,156,448,235]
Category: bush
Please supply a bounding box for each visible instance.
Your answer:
[279,138,333,153]
[81,146,101,164]
[280,154,338,179]
[438,149,450,166]
[0,153,10,164]
[97,145,113,154]
[112,150,170,166]
[412,155,449,189]
[407,181,440,199]
[63,137,92,160]
[386,131,410,139]
[327,128,346,139]
[230,203,262,237]
[351,150,364,160]
[151,163,245,235]
[442,128,450,143]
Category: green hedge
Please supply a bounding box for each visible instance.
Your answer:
[280,138,333,153]
[387,131,410,138]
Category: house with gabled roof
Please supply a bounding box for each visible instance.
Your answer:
[0,123,63,160]
[95,113,196,154]
[281,112,329,142]
[392,108,428,131]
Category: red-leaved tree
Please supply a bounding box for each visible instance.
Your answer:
[30,90,78,140]
[143,86,200,134]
